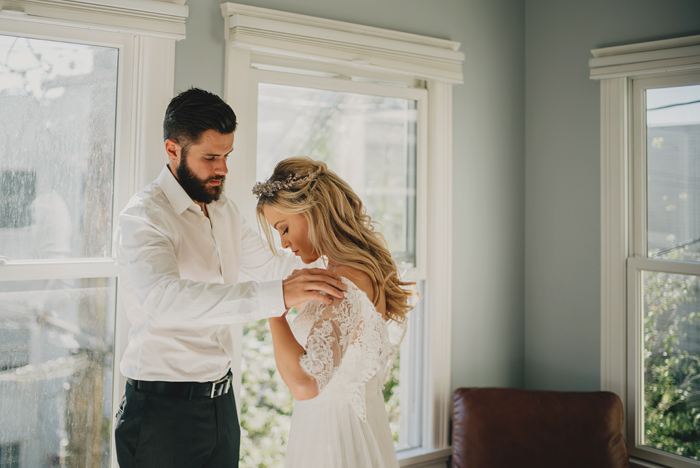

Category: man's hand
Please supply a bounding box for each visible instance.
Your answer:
[282,269,346,309]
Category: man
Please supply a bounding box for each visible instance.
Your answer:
[114,88,344,468]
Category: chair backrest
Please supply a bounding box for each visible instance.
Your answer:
[451,387,629,468]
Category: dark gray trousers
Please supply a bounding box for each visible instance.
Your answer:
[114,381,240,468]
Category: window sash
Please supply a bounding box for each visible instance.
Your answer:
[253,69,427,273]
[632,72,700,261]
[627,257,700,468]
[0,18,136,260]
[232,68,428,280]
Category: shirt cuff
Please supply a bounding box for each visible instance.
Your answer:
[258,280,286,318]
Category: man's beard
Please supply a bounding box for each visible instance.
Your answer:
[176,148,226,204]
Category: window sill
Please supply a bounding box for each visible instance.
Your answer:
[398,447,451,467]
[630,456,674,468]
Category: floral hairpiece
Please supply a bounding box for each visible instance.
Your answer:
[252,171,317,198]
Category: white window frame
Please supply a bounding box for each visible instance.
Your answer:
[0,1,186,467]
[220,3,463,465]
[592,34,700,468]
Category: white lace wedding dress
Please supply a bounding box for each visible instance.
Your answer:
[285,277,407,468]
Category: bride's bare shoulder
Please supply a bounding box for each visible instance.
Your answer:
[331,265,374,299]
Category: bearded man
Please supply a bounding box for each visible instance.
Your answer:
[113,88,345,468]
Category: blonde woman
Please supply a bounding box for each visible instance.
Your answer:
[253,157,416,468]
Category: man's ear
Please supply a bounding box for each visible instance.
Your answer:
[165,139,181,166]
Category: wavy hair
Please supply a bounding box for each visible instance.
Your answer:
[256,157,416,323]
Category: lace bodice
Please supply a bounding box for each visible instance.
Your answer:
[290,277,407,421]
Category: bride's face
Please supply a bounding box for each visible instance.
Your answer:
[263,205,318,264]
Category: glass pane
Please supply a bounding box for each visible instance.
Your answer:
[394,280,424,451]
[240,314,293,468]
[0,277,116,467]
[646,85,700,262]
[256,83,418,265]
[643,271,700,460]
[0,35,119,261]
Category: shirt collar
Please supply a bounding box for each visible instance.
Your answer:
[157,164,229,215]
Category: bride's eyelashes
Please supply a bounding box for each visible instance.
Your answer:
[282,227,288,235]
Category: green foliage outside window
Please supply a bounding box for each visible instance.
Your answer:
[644,250,700,460]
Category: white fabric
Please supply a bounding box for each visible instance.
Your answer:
[286,277,406,468]
[117,165,302,382]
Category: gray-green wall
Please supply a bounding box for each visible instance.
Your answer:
[173,0,700,396]
[524,0,700,391]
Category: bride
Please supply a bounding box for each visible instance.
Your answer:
[253,157,416,468]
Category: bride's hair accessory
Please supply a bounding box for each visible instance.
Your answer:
[252,171,317,198]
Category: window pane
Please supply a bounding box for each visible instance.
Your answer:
[643,271,700,460]
[646,85,700,262]
[394,280,424,451]
[240,316,293,468]
[0,443,19,468]
[0,278,116,467]
[256,83,418,265]
[0,35,118,261]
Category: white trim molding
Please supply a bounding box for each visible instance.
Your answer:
[590,34,700,80]
[424,79,453,450]
[0,0,188,39]
[221,2,464,84]
[598,76,629,412]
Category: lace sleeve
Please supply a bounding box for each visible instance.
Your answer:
[298,294,360,394]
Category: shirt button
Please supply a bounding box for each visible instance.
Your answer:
[271,308,277,314]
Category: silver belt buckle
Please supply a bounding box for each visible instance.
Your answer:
[210,374,231,398]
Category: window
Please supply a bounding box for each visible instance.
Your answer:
[593,35,700,468]
[0,29,120,468]
[241,72,426,465]
[0,443,20,468]
[221,3,463,466]
[0,3,185,468]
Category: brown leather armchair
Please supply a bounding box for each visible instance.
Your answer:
[451,387,629,468]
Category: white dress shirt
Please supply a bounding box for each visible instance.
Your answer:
[117,165,302,382]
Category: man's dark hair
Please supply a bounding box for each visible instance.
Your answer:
[163,88,237,146]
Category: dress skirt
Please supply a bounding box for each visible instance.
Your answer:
[284,391,399,468]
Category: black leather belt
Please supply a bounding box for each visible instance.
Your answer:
[127,370,232,399]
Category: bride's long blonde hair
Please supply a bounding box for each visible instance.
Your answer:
[255,157,416,323]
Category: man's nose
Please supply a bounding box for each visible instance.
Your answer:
[215,158,228,175]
